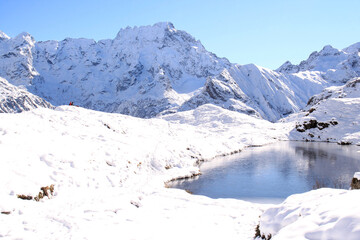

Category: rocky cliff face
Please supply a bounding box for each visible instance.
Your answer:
[0,31,38,86]
[0,23,357,120]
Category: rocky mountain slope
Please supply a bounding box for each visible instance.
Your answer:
[285,77,360,144]
[1,23,359,120]
[0,77,53,113]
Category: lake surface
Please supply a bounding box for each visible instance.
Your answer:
[169,141,360,203]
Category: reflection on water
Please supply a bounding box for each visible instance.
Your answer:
[169,141,360,203]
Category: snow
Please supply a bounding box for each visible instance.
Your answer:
[354,172,360,180]
[1,102,359,239]
[343,42,360,55]
[287,78,360,144]
[0,104,287,239]
[259,189,360,239]
[0,30,10,40]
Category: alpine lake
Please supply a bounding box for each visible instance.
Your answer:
[168,141,360,204]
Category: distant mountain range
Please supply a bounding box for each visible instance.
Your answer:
[1,22,359,120]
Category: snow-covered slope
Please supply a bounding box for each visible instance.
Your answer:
[0,23,347,121]
[259,188,360,240]
[285,77,360,144]
[1,105,360,239]
[277,44,360,83]
[0,105,287,239]
[0,77,53,113]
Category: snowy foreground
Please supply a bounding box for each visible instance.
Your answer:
[1,104,360,239]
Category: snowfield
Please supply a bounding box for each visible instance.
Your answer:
[0,104,287,239]
[1,103,360,239]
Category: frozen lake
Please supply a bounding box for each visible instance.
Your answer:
[169,141,360,203]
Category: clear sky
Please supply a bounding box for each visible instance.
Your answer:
[1,0,360,69]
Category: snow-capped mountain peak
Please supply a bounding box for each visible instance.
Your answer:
[318,45,340,56]
[13,32,36,47]
[277,43,360,84]
[0,30,10,40]
[343,42,360,55]
[0,30,38,86]
[114,22,189,47]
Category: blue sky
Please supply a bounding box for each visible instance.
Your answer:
[1,0,360,69]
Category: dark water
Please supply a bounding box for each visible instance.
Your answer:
[169,141,360,203]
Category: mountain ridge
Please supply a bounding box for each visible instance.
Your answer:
[0,22,359,120]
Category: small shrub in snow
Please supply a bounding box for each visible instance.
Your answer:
[34,192,44,202]
[254,224,261,239]
[254,223,272,240]
[185,189,193,194]
[41,184,54,198]
[17,194,33,200]
[17,184,55,202]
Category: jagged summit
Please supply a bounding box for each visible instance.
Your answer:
[116,22,177,39]
[319,45,339,54]
[276,61,298,73]
[0,30,10,40]
[277,43,360,83]
[14,32,35,44]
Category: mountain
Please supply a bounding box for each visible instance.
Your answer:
[0,23,358,121]
[180,64,329,121]
[0,77,53,113]
[277,44,360,83]
[0,23,233,118]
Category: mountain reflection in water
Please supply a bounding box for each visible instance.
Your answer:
[169,142,360,203]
